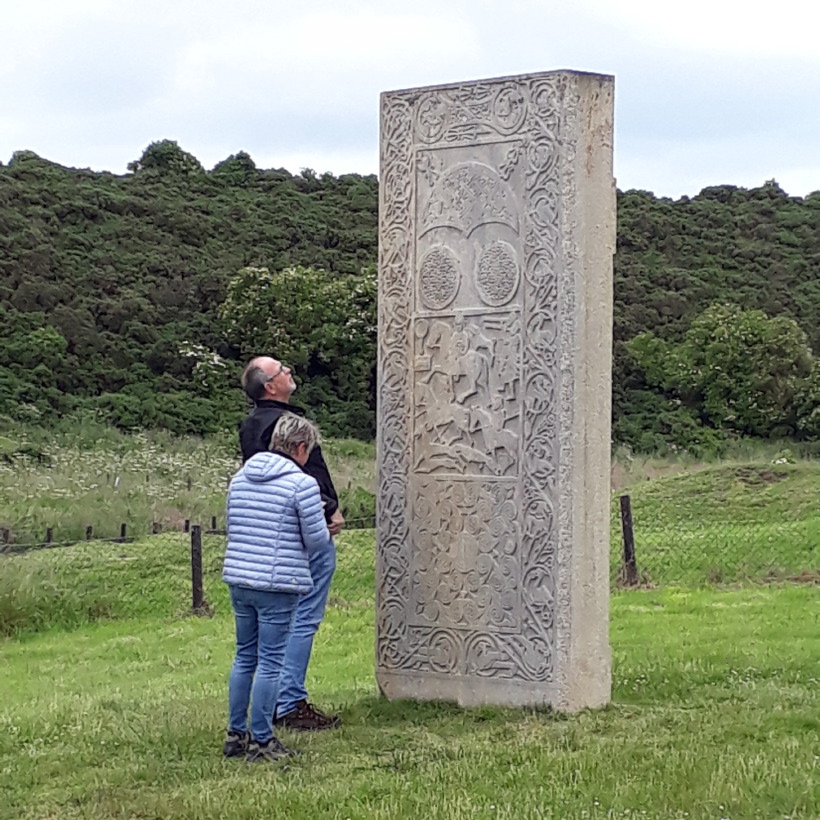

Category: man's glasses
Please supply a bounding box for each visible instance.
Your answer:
[266,363,286,383]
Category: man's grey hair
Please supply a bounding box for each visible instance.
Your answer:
[242,363,268,401]
[270,413,320,458]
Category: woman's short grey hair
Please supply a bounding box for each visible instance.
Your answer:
[269,413,320,458]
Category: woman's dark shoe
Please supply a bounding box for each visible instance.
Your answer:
[223,729,250,758]
[246,735,300,762]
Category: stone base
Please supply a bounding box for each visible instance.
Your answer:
[377,662,610,713]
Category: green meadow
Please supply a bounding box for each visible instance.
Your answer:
[1,426,818,818]
[0,529,818,820]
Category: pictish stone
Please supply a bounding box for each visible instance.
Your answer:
[377,70,615,711]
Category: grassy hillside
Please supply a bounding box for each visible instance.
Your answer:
[2,420,816,589]
[2,467,817,639]
[624,461,818,522]
[1,146,819,447]
[616,460,819,585]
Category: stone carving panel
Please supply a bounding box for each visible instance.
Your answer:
[415,150,522,313]
[378,75,565,685]
[476,240,520,306]
[415,81,527,144]
[418,247,460,310]
[410,480,519,630]
[413,312,521,477]
[419,162,519,238]
[376,92,415,674]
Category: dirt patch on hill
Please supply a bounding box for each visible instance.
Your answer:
[732,466,789,486]
[610,459,707,493]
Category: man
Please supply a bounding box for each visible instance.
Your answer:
[238,356,344,731]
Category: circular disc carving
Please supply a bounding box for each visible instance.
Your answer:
[493,84,527,134]
[476,241,519,306]
[415,95,448,143]
[419,247,460,310]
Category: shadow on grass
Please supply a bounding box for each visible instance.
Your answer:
[279,696,616,776]
[341,694,570,730]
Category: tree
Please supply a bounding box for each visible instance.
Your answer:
[795,361,820,440]
[219,265,377,438]
[127,140,205,177]
[211,151,257,185]
[628,303,816,439]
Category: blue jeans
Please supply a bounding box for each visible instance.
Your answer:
[276,536,336,717]
[227,585,299,743]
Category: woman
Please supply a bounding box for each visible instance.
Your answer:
[221,412,330,761]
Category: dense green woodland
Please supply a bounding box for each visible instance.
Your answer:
[1,140,818,452]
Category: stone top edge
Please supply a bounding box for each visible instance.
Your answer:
[381,69,614,99]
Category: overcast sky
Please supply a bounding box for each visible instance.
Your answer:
[2,0,818,199]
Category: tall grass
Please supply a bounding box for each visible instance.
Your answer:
[0,529,379,638]
[0,534,194,636]
[0,419,375,543]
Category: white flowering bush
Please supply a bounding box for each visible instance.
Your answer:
[178,341,236,398]
[0,424,240,542]
[219,265,377,438]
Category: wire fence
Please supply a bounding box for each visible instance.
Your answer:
[611,493,818,588]
[1,494,816,633]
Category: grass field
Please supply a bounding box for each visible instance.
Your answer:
[1,531,818,819]
[1,424,817,816]
[2,422,818,585]
[615,462,819,585]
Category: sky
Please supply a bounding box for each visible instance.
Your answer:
[1,0,819,199]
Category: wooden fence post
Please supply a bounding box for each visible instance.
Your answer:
[190,526,205,612]
[45,527,53,544]
[85,525,93,541]
[119,523,127,543]
[184,519,190,533]
[619,494,639,586]
[210,515,217,532]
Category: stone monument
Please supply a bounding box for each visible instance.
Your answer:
[376,70,614,711]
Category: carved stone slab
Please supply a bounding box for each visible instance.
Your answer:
[377,70,614,711]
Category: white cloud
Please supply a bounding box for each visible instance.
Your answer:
[168,9,480,110]
[589,0,820,58]
[0,0,818,197]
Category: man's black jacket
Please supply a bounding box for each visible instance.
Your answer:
[239,399,339,523]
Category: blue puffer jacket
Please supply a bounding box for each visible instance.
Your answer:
[222,451,330,594]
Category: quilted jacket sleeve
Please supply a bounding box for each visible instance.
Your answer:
[295,475,331,553]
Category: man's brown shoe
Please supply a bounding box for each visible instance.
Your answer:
[274,700,341,731]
